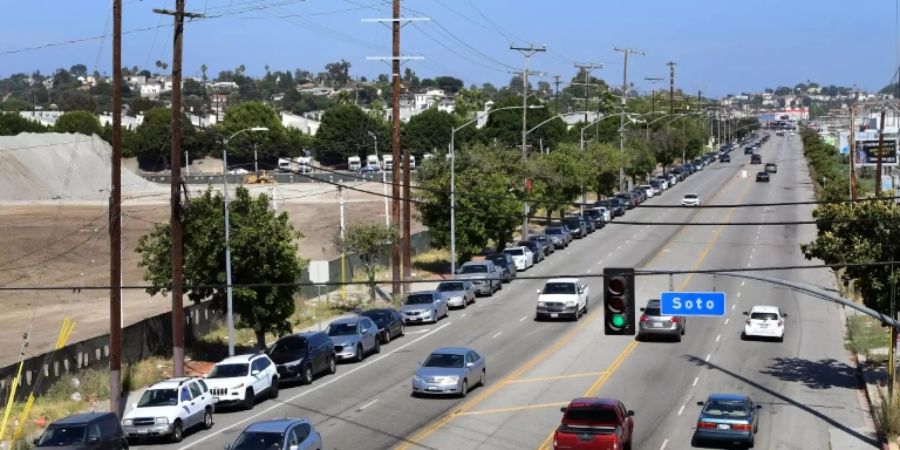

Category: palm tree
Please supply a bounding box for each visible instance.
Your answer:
[200,64,208,82]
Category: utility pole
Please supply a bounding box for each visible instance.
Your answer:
[574,63,602,124]
[614,47,644,191]
[877,109,886,197]
[154,1,203,377]
[553,75,562,113]
[667,61,677,114]
[510,43,546,240]
[850,107,858,200]
[109,0,123,417]
[363,4,427,296]
[644,77,663,117]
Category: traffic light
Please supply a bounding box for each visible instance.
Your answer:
[603,267,635,335]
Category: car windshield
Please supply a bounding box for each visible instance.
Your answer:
[751,312,779,320]
[504,248,524,255]
[327,322,358,336]
[37,426,86,446]
[137,388,178,407]
[487,255,507,266]
[546,228,562,235]
[704,400,750,417]
[361,311,388,325]
[423,353,465,368]
[406,294,435,305]
[460,265,487,273]
[270,336,307,357]
[437,282,465,292]
[231,431,285,450]
[542,282,576,295]
[564,407,618,423]
[208,363,249,378]
[684,194,698,199]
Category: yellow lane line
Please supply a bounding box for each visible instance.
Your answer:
[505,371,607,384]
[457,401,571,417]
[536,179,756,450]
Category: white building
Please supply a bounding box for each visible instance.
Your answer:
[97,113,143,130]
[281,111,321,135]
[19,110,63,127]
[140,83,161,99]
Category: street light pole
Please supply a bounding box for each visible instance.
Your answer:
[369,131,388,227]
[223,126,268,356]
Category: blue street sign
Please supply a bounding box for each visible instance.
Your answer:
[660,291,727,317]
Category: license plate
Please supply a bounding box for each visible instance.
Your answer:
[759,324,768,328]
[550,313,558,318]
[137,429,149,435]
[427,386,440,391]
[578,434,593,442]
[652,322,664,328]
[717,424,730,430]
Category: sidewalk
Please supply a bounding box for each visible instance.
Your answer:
[843,307,888,450]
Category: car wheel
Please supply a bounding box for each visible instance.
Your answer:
[202,407,213,430]
[270,377,279,398]
[674,333,682,343]
[741,332,748,341]
[374,339,381,354]
[355,344,364,362]
[432,310,439,323]
[170,420,183,443]
[459,379,468,398]
[382,330,391,344]
[399,324,405,337]
[243,388,255,410]
[328,356,337,374]
[480,369,486,387]
[302,364,314,385]
[777,335,784,343]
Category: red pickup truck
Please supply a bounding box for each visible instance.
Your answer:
[553,398,635,450]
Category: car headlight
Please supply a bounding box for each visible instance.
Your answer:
[413,375,423,383]
[230,383,245,390]
[122,419,133,426]
[155,417,169,425]
[566,300,577,307]
[537,301,546,307]
[283,358,303,367]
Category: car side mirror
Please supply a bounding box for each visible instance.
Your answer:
[289,445,300,450]
[417,361,422,366]
[781,313,788,318]
[132,403,137,409]
[33,439,39,446]
[697,401,704,406]
[466,362,474,368]
[251,370,260,376]
[536,289,542,295]
[756,404,762,409]
[742,311,749,316]
[639,307,645,312]
[560,407,567,413]
[224,445,232,450]
[627,410,635,416]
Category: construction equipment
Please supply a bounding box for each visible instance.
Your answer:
[243,171,274,184]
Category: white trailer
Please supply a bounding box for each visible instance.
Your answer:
[294,156,313,173]
[348,156,362,171]
[366,154,380,169]
[382,154,394,170]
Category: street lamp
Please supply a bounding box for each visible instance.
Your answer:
[367,130,389,227]
[449,104,542,275]
[223,126,269,356]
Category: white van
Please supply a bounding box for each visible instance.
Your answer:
[348,156,362,172]
[382,154,394,171]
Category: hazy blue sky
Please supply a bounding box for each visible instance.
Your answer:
[2,0,898,97]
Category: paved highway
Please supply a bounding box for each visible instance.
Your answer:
[137,134,876,449]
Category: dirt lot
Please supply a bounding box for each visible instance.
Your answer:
[0,181,422,367]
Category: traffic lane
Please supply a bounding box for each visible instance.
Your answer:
[148,161,735,450]
[390,163,733,448]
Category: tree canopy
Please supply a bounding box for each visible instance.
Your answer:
[54,110,102,136]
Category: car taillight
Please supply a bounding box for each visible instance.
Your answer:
[640,314,649,323]
[732,423,752,432]
[745,319,751,325]
[778,319,783,327]
[697,420,717,429]
[671,317,680,324]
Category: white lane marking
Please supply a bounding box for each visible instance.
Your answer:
[357,399,378,411]
[492,331,503,339]
[741,281,745,287]
[520,315,527,322]
[749,253,754,260]
[461,313,467,318]
[715,334,721,343]
[608,252,613,257]
[705,353,712,362]
[176,321,454,450]
[732,305,736,311]
[586,268,592,274]
[724,318,730,325]
[692,377,699,387]
[747,261,752,267]
[677,404,686,415]
[660,439,669,450]
[751,246,756,253]
[477,303,484,308]
[405,328,432,335]
[737,292,742,298]
[616,245,622,250]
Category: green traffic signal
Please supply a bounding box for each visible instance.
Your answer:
[611,314,626,328]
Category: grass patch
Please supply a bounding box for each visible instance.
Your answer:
[412,249,449,276]
[846,314,890,356]
[874,387,900,440]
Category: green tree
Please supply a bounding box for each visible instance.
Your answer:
[802,200,900,315]
[133,107,198,169]
[402,108,455,155]
[220,101,283,162]
[0,112,48,135]
[482,97,566,151]
[54,110,102,136]
[136,187,306,348]
[314,104,387,164]
[531,143,593,220]
[334,223,397,302]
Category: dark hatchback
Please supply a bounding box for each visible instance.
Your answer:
[596,199,625,217]
[485,252,517,282]
[756,171,770,182]
[359,308,405,344]
[35,413,127,450]
[693,393,760,447]
[563,217,588,239]
[614,193,636,209]
[517,240,546,263]
[267,331,336,384]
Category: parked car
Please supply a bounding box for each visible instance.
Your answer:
[226,418,322,450]
[35,412,127,450]
[553,398,634,450]
[576,215,597,233]
[681,193,700,207]
[649,180,663,196]
[412,347,486,397]
[654,176,670,190]
[531,235,557,255]
[326,317,380,362]
[535,278,590,321]
[583,208,608,229]
[630,187,647,204]
[456,261,501,295]
[693,393,761,447]
[544,226,572,249]
[614,193,635,209]
[122,377,214,443]
[765,162,778,173]
[517,240,547,262]
[637,299,686,342]
[596,199,625,217]
[485,253,517,282]
[562,216,588,238]
[401,291,449,324]
[742,305,787,341]
[756,171,770,182]
[503,246,535,270]
[436,280,476,309]
[267,331,336,385]
[639,184,655,198]
[205,354,279,410]
[359,308,405,344]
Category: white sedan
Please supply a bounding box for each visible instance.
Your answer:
[503,246,534,271]
[681,193,700,206]
[742,305,787,341]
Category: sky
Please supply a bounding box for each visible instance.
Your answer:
[1,0,898,98]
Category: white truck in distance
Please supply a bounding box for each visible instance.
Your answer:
[366,154,380,170]
[348,156,361,172]
[295,156,312,174]
[382,154,394,171]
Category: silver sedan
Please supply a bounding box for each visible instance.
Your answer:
[412,347,486,397]
[435,281,476,309]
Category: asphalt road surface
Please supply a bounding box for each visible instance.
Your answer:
[136,134,877,449]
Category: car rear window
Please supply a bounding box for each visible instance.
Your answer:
[546,228,562,235]
[437,282,465,292]
[751,312,778,320]
[460,265,487,274]
[406,294,435,304]
[704,400,750,417]
[504,248,524,256]
[564,407,618,423]
[644,307,661,316]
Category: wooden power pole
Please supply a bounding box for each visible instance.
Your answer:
[109,0,123,417]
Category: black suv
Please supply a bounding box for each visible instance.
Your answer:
[614,193,636,209]
[35,412,127,450]
[563,217,587,239]
[267,331,336,384]
[486,252,517,281]
[720,154,731,163]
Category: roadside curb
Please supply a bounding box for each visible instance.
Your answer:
[844,306,890,450]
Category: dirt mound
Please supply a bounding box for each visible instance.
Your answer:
[0,132,153,201]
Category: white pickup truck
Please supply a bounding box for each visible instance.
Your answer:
[535,278,589,321]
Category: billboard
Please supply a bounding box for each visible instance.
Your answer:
[839,131,849,155]
[853,137,898,166]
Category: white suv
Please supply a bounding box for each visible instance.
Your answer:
[742,305,787,341]
[204,353,279,410]
[122,377,215,443]
[535,278,590,321]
